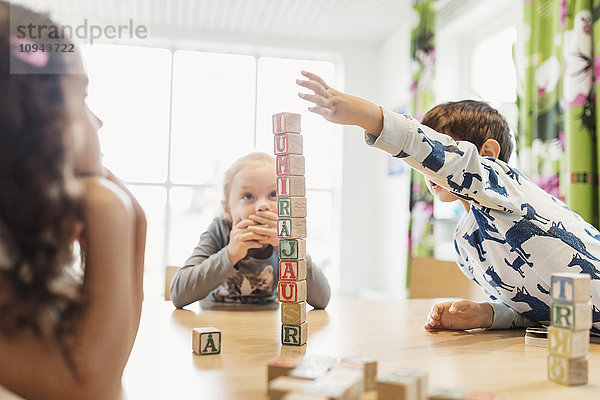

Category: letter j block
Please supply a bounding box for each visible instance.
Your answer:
[281,322,308,346]
[551,273,591,303]
[551,301,592,331]
[278,239,306,260]
[192,327,221,355]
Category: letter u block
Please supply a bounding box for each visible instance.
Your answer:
[278,217,307,239]
[278,239,306,260]
[192,327,221,355]
[274,133,303,155]
[551,273,591,303]
[281,322,308,346]
[276,155,305,176]
[277,197,307,218]
[281,302,307,325]
[551,301,592,331]
[277,176,305,197]
[548,326,589,358]
[279,260,307,281]
[278,280,307,303]
[273,112,301,134]
[547,355,588,385]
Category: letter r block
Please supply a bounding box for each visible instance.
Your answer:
[281,322,308,346]
[551,301,592,331]
[281,302,307,325]
[274,133,303,155]
[551,273,591,303]
[278,280,307,303]
[273,112,301,134]
[279,260,307,281]
[277,176,305,197]
[547,355,588,385]
[192,327,221,355]
[277,197,307,218]
[276,155,305,176]
[548,326,589,358]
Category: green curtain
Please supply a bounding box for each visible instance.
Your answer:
[519,0,598,228]
[407,0,436,286]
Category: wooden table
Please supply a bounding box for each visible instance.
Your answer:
[122,296,600,399]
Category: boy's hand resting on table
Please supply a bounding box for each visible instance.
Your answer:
[424,300,494,331]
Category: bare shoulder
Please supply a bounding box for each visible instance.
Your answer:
[80,177,134,222]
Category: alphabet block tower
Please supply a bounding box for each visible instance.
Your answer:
[547,273,592,385]
[273,112,308,346]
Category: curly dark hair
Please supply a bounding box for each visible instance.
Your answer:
[421,100,513,162]
[0,1,84,338]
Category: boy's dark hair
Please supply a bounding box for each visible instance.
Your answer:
[421,100,513,162]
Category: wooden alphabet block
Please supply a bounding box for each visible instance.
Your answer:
[547,354,588,385]
[278,280,307,303]
[340,356,378,391]
[269,376,310,400]
[551,273,591,303]
[273,112,301,134]
[380,367,428,400]
[281,302,307,325]
[305,366,364,399]
[275,133,304,155]
[550,301,592,330]
[377,373,418,400]
[278,239,306,260]
[279,260,307,281]
[277,155,305,176]
[289,356,337,380]
[281,322,308,346]
[548,326,590,358]
[192,327,221,355]
[278,197,307,218]
[277,176,306,197]
[278,218,307,239]
[267,356,302,383]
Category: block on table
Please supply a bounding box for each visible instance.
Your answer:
[273,112,301,134]
[281,301,307,325]
[340,356,378,391]
[192,327,221,355]
[550,273,591,303]
[277,155,305,176]
[277,176,306,197]
[278,239,306,260]
[548,326,589,358]
[275,133,304,155]
[269,376,311,400]
[282,322,308,346]
[278,218,307,239]
[278,280,307,303]
[551,301,592,330]
[305,366,364,400]
[547,354,588,385]
[278,197,307,218]
[381,367,428,400]
[268,356,302,383]
[426,388,466,399]
[377,373,418,400]
[289,356,337,380]
[280,260,307,281]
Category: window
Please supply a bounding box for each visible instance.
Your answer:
[83,44,340,290]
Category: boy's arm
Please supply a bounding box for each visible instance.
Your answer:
[304,254,331,309]
[488,301,537,329]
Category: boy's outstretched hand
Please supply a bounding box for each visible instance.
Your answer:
[296,70,384,135]
[424,300,494,331]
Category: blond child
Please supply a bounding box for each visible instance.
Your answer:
[170,152,330,309]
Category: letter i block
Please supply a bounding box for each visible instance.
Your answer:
[273,112,301,134]
[551,273,591,303]
[274,133,303,155]
[278,280,307,303]
[192,327,221,355]
[279,239,306,260]
[278,217,307,239]
[548,326,590,358]
[281,302,307,325]
[281,322,308,346]
[551,301,592,330]
[278,197,307,218]
[277,176,306,197]
[547,355,588,385]
[279,260,307,281]
[276,155,305,176]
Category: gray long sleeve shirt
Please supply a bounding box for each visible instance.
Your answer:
[170,217,331,309]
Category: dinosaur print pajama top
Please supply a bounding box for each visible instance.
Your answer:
[366,108,600,331]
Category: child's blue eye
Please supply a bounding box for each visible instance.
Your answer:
[269,191,277,199]
[242,193,254,200]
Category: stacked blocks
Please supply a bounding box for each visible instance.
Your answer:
[192,327,221,355]
[274,112,308,347]
[547,272,591,385]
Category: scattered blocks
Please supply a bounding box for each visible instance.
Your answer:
[268,356,302,383]
[192,327,221,355]
[273,112,301,134]
[341,356,378,391]
[289,356,337,380]
[277,155,306,176]
[281,322,308,346]
[281,302,307,325]
[269,376,311,400]
[378,367,428,400]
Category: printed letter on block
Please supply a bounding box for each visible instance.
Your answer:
[277,176,306,197]
[192,327,221,355]
[277,217,307,239]
[551,301,592,331]
[551,273,591,303]
[279,239,307,260]
[274,133,303,155]
[548,326,590,358]
[281,302,307,325]
[273,112,301,134]
[279,260,307,281]
[278,280,307,303]
[548,354,588,385]
[277,197,307,218]
[281,322,308,346]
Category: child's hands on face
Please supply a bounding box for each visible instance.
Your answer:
[424,300,493,331]
[247,210,278,248]
[227,218,269,265]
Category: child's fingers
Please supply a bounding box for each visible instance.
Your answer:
[449,300,471,314]
[247,225,275,236]
[301,70,330,89]
[307,106,334,120]
[249,214,276,227]
[296,78,331,98]
[234,219,257,230]
[237,231,268,242]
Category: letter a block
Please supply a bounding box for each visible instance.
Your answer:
[548,355,588,385]
[551,273,591,303]
[192,327,221,355]
[278,218,307,239]
[278,197,307,218]
[274,133,303,155]
[279,260,307,281]
[281,322,308,346]
[277,176,306,197]
[279,239,306,260]
[281,302,307,325]
[273,112,301,134]
[276,155,305,176]
[551,301,592,330]
[548,326,590,358]
[278,280,307,303]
